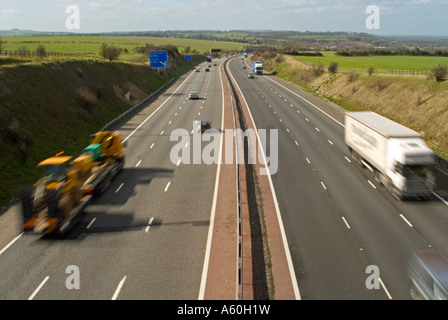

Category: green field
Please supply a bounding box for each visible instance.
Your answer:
[295,54,448,71]
[0,36,245,55]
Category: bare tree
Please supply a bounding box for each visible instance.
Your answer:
[36,45,47,59]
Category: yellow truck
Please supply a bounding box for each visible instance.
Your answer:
[21,131,125,236]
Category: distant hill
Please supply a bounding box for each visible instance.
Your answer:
[2,29,448,51]
[0,30,76,37]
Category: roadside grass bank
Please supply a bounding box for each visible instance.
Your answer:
[0,53,203,208]
[252,53,448,159]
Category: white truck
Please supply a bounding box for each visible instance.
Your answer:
[345,111,435,200]
[252,61,263,75]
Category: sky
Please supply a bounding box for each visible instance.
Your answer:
[0,0,447,36]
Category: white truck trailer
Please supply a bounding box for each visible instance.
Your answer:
[345,111,435,200]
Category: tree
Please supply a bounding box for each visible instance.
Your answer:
[18,45,28,57]
[105,46,121,62]
[100,44,121,62]
[0,38,3,52]
[100,43,108,60]
[36,45,47,59]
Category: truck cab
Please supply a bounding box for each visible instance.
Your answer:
[387,139,435,199]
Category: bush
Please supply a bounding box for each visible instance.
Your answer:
[348,72,359,82]
[377,79,390,91]
[313,63,325,77]
[430,64,447,82]
[368,67,375,76]
[328,62,338,74]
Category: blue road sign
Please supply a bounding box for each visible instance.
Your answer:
[150,51,168,68]
[186,55,192,62]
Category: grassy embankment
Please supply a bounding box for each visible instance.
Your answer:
[0,41,206,208]
[254,52,448,159]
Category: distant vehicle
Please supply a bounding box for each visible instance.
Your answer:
[207,56,212,62]
[252,61,263,74]
[189,91,199,100]
[242,65,246,69]
[248,73,254,78]
[205,68,210,72]
[214,63,217,66]
[208,64,212,67]
[195,68,200,72]
[345,111,435,200]
[201,120,211,133]
[409,250,448,300]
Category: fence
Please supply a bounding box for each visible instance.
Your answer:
[339,67,432,76]
[0,49,98,59]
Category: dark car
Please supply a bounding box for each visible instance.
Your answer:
[201,120,211,133]
[205,68,210,72]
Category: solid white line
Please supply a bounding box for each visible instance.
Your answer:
[164,182,171,192]
[28,276,49,300]
[432,191,448,206]
[227,60,301,300]
[342,216,351,229]
[86,218,96,229]
[368,180,377,189]
[112,276,127,300]
[122,69,197,144]
[0,233,23,256]
[115,183,124,193]
[379,278,393,299]
[399,214,413,227]
[198,59,226,300]
[135,160,142,167]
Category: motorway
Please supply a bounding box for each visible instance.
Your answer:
[1,55,448,300]
[0,59,227,300]
[227,56,448,300]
